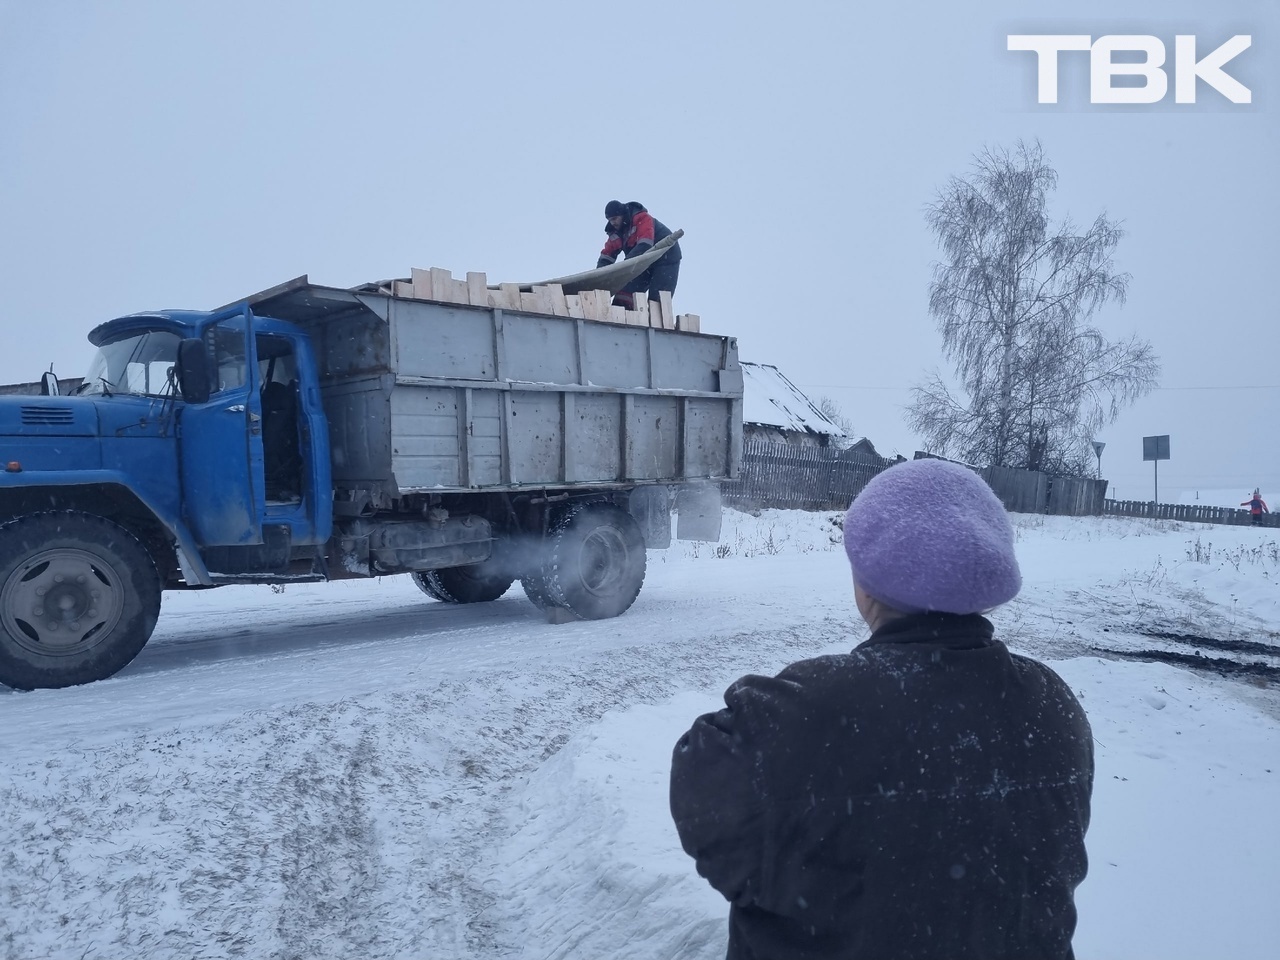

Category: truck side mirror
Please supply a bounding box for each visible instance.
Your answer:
[39,371,60,396]
[176,339,211,404]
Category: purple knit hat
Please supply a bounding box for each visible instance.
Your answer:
[843,458,1021,615]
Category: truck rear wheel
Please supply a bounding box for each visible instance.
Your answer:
[544,503,646,620]
[412,562,514,604]
[520,571,556,610]
[0,513,162,690]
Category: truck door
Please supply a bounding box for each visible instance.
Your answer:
[179,306,265,546]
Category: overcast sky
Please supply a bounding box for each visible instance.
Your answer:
[1,0,1275,503]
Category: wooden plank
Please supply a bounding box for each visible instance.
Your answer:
[591,290,613,320]
[466,272,487,306]
[393,280,415,298]
[520,291,542,313]
[565,295,584,319]
[608,304,628,325]
[659,291,675,329]
[578,290,603,321]
[411,267,433,300]
[451,278,469,304]
[498,283,523,310]
[625,308,647,326]
[430,267,454,302]
[677,313,700,333]
[531,285,556,315]
[648,300,663,328]
[544,283,569,316]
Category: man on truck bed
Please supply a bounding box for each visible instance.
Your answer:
[597,200,682,310]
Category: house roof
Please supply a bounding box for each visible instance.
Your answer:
[740,361,846,438]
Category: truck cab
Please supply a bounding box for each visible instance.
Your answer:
[0,305,335,689]
[79,305,333,560]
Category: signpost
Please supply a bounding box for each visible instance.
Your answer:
[1091,440,1106,480]
[1142,434,1170,504]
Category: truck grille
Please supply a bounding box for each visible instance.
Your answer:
[20,406,75,425]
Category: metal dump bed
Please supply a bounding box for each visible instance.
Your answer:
[247,279,743,503]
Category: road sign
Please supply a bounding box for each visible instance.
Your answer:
[1142,435,1170,503]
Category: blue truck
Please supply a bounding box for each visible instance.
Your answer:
[0,276,743,690]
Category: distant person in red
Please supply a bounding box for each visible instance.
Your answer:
[1241,489,1269,526]
[597,200,681,309]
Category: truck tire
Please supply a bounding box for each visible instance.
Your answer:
[0,512,162,690]
[411,571,449,602]
[544,502,646,620]
[520,571,556,610]
[412,564,514,604]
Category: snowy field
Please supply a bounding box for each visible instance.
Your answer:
[1,509,1278,960]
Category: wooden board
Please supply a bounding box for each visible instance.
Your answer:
[659,291,675,329]
[411,267,433,300]
[430,267,454,302]
[544,283,569,316]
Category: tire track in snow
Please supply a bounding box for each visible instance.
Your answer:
[0,617,851,959]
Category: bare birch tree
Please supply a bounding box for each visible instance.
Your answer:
[907,141,1159,475]
[817,396,855,448]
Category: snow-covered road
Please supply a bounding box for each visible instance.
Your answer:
[2,511,1278,960]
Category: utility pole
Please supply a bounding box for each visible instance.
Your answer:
[1143,435,1170,506]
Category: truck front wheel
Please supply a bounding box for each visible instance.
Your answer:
[544,503,646,620]
[0,513,162,690]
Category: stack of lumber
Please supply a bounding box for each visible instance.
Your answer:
[380,267,700,333]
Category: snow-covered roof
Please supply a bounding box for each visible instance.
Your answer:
[740,361,846,438]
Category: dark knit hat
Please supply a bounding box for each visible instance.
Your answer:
[604,200,627,218]
[842,458,1021,615]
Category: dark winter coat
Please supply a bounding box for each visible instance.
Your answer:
[669,613,1094,960]
[598,201,682,267]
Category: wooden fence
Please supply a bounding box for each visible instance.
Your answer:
[1103,499,1280,528]
[976,465,1108,517]
[722,440,896,511]
[726,443,1272,526]
[726,443,1108,517]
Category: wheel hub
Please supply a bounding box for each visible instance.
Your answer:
[1,549,123,655]
[579,529,628,595]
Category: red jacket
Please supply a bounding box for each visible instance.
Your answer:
[598,203,681,266]
[600,209,657,263]
[1242,496,1269,515]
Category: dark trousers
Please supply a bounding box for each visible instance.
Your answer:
[622,255,680,301]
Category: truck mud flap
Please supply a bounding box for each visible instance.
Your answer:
[628,486,672,549]
[675,482,722,543]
